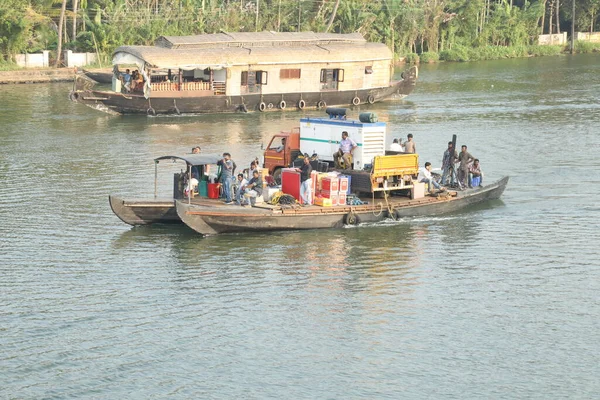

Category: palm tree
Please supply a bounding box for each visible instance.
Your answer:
[55,0,67,67]
[325,0,341,32]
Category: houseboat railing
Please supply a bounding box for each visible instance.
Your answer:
[150,81,212,92]
[212,81,226,95]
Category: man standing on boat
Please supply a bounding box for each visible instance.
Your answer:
[404,134,416,153]
[333,131,357,169]
[218,153,235,204]
[297,154,313,206]
[441,141,458,185]
[456,145,474,189]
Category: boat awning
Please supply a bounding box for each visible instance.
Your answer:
[155,154,222,166]
[112,42,392,71]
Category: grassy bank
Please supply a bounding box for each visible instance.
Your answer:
[0,60,21,71]
[401,41,600,64]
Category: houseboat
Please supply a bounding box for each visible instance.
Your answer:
[70,31,418,115]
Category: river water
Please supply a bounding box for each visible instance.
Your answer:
[1,54,599,399]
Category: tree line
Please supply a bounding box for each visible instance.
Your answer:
[1,0,599,65]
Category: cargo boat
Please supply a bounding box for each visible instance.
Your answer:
[175,177,509,235]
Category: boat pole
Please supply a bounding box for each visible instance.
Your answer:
[188,164,192,204]
[571,0,576,54]
[154,160,158,198]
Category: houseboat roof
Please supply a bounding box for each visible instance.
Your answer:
[155,154,222,166]
[155,31,367,49]
[113,41,391,70]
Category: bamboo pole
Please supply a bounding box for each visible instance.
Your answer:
[571,0,575,54]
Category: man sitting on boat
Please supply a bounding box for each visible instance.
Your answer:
[333,131,357,170]
[242,170,263,206]
[234,173,248,205]
[120,69,131,92]
[469,159,482,187]
[418,162,445,193]
[389,138,404,153]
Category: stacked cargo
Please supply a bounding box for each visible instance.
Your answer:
[313,174,350,206]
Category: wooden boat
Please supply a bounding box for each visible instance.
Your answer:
[175,177,509,236]
[109,154,222,225]
[70,31,417,115]
[82,68,113,84]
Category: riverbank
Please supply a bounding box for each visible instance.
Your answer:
[3,41,598,84]
[0,68,76,84]
[395,41,600,65]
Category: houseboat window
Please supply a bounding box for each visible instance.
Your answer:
[365,66,373,74]
[280,69,301,79]
[241,71,248,86]
[256,71,268,85]
[320,68,344,83]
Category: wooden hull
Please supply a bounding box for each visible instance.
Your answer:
[109,195,180,225]
[82,68,113,84]
[176,177,509,235]
[70,67,417,115]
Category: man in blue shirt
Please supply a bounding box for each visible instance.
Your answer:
[121,69,131,92]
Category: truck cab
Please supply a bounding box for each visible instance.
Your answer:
[263,128,301,183]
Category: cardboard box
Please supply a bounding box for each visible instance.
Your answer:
[329,193,339,206]
[338,193,347,205]
[411,182,426,199]
[314,197,332,207]
[319,189,339,199]
[339,176,349,193]
[321,177,339,192]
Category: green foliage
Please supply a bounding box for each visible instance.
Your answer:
[527,45,565,56]
[419,51,439,63]
[2,0,600,64]
[440,45,471,62]
[0,0,31,60]
[574,40,600,53]
[403,53,420,64]
[0,58,21,70]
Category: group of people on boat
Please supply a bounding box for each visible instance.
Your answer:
[119,69,144,93]
[387,134,483,193]
[441,142,482,189]
[389,134,417,154]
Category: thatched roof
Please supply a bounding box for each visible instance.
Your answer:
[155,31,367,49]
[113,42,392,70]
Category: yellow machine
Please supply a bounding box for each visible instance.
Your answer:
[370,154,419,192]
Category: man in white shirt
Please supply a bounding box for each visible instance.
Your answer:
[417,162,444,193]
[234,173,248,205]
[389,138,403,152]
[333,131,357,169]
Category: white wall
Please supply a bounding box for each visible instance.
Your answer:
[64,50,97,67]
[538,33,567,45]
[15,51,50,68]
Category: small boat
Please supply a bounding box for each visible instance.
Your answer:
[109,153,222,226]
[82,68,113,84]
[175,177,509,235]
[70,31,418,115]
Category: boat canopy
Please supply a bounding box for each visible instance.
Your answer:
[155,31,367,49]
[113,41,391,71]
[155,154,222,166]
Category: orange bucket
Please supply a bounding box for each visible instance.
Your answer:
[207,183,220,199]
